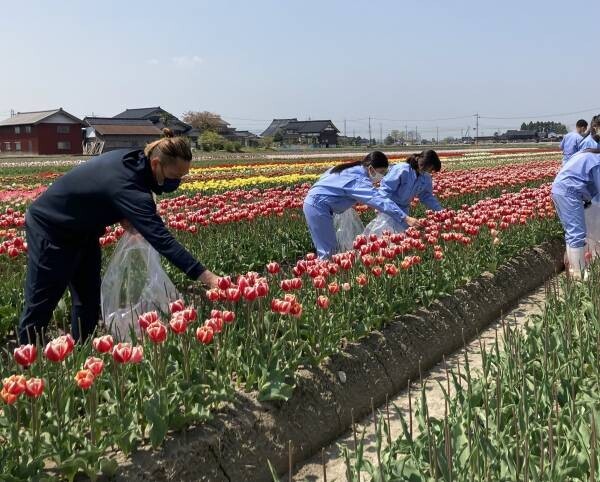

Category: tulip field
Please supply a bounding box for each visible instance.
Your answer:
[1,148,595,480]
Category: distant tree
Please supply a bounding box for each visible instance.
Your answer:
[159,112,177,129]
[273,131,284,143]
[182,111,225,132]
[259,136,274,149]
[199,130,225,151]
[520,121,567,134]
[384,135,395,145]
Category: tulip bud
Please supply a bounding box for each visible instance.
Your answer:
[74,369,95,390]
[14,344,37,368]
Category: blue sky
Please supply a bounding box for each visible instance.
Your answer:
[1,0,598,138]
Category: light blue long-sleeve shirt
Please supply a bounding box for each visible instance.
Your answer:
[560,132,583,164]
[552,151,600,201]
[305,164,407,224]
[577,134,599,152]
[378,162,442,218]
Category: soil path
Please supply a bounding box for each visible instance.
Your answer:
[291,280,553,482]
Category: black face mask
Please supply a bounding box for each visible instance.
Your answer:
[150,163,181,195]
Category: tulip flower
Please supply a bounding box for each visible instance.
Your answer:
[356,274,368,286]
[217,276,232,290]
[371,266,383,277]
[222,311,236,324]
[14,344,37,367]
[317,295,330,310]
[112,343,133,364]
[25,377,44,398]
[384,264,398,276]
[205,317,224,334]
[243,286,258,302]
[146,321,168,343]
[130,346,144,364]
[256,281,269,297]
[138,311,159,330]
[206,288,220,301]
[169,313,188,334]
[74,369,95,390]
[84,357,105,377]
[0,388,18,405]
[266,261,280,274]
[312,276,326,289]
[2,374,27,396]
[328,282,340,295]
[169,299,185,313]
[226,287,242,302]
[182,307,197,322]
[44,334,75,362]
[92,334,114,354]
[196,326,214,345]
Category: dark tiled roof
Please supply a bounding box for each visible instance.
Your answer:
[282,120,339,134]
[261,118,297,137]
[114,107,162,119]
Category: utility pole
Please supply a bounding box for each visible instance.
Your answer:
[10,109,15,117]
[405,124,408,142]
[436,126,439,144]
[368,116,372,145]
[344,119,347,137]
[415,125,418,143]
[474,113,480,145]
[379,123,383,145]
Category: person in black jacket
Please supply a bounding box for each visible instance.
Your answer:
[18,129,219,344]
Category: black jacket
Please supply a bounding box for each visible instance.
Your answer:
[27,149,204,279]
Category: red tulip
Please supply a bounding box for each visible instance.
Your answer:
[138,311,159,330]
[92,335,114,354]
[434,250,444,260]
[243,286,258,302]
[25,377,44,398]
[44,335,75,363]
[169,299,185,313]
[356,274,368,286]
[312,276,326,289]
[2,374,27,395]
[222,311,236,324]
[0,388,17,405]
[384,264,398,276]
[256,281,269,297]
[169,313,188,334]
[196,326,214,345]
[327,282,340,295]
[266,262,280,274]
[14,344,37,367]
[206,288,220,301]
[371,266,383,277]
[217,276,232,290]
[317,295,330,310]
[182,308,197,322]
[146,321,168,343]
[205,317,224,334]
[112,343,133,364]
[130,346,144,364]
[84,356,104,376]
[74,369,95,390]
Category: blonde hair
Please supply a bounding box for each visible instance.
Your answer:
[144,128,192,164]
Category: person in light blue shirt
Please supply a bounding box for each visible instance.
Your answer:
[303,151,410,258]
[577,116,600,152]
[560,119,587,164]
[551,151,600,278]
[378,150,443,231]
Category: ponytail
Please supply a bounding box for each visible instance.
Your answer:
[405,150,441,175]
[330,150,389,174]
[144,128,192,165]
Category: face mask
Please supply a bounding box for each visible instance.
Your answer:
[369,168,385,183]
[161,177,181,193]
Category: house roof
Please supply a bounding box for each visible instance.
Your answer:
[232,130,259,138]
[113,107,163,119]
[84,117,162,136]
[0,108,82,126]
[261,118,297,137]
[282,120,339,135]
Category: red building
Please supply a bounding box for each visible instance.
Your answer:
[0,108,84,155]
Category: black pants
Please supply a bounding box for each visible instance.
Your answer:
[18,218,101,345]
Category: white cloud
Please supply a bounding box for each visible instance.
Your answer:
[145,59,160,65]
[171,55,203,69]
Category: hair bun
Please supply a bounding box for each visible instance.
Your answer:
[162,127,175,138]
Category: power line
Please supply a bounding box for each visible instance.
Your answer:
[479,106,600,120]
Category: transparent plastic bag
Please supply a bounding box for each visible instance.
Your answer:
[333,208,364,252]
[585,200,600,259]
[101,232,179,341]
[363,213,405,238]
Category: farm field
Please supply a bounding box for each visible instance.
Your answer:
[2,147,596,481]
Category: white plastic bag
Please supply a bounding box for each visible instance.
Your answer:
[101,232,179,341]
[333,208,364,252]
[585,200,600,259]
[363,213,405,238]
